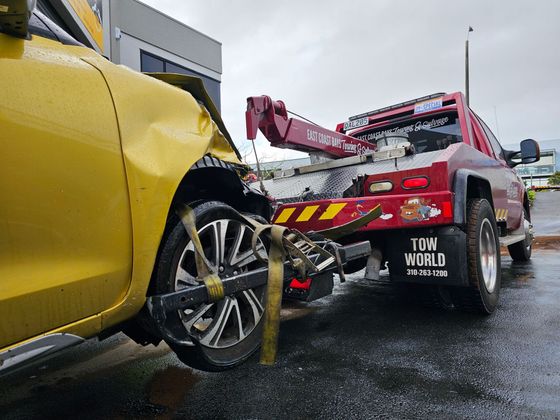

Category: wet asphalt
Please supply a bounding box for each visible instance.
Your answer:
[531,191,560,236]
[2,251,559,419]
[1,198,560,419]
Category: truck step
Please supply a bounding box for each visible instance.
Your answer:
[499,234,526,247]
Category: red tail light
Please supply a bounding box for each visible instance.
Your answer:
[289,278,312,290]
[402,176,429,189]
[442,201,453,218]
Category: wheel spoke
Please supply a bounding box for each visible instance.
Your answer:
[219,220,231,266]
[231,248,257,268]
[231,242,266,268]
[253,242,267,261]
[176,265,198,287]
[208,220,230,267]
[208,222,220,267]
[199,297,235,347]
[228,224,247,265]
[183,303,214,331]
[232,298,246,341]
[241,289,264,326]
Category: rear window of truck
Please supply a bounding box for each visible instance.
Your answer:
[353,111,462,154]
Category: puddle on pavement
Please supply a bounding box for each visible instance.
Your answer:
[501,263,536,289]
[145,366,200,419]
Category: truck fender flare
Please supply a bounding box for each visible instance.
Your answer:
[452,169,494,225]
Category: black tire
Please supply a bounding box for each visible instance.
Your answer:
[451,199,501,314]
[507,207,532,261]
[154,201,267,371]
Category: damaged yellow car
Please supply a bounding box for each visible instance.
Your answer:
[0,2,271,373]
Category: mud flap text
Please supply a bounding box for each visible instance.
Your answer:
[387,227,468,286]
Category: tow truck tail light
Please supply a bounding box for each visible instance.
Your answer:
[368,181,393,193]
[402,176,429,189]
[443,201,453,218]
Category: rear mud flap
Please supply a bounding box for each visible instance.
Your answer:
[386,226,468,287]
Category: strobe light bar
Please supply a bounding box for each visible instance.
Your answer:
[348,92,447,122]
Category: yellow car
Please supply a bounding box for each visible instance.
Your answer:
[0,3,271,373]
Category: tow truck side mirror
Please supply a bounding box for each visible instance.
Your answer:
[520,139,540,164]
[0,0,36,38]
[504,139,540,168]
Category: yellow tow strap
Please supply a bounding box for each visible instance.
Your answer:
[317,204,382,240]
[259,225,286,365]
[203,274,225,302]
[177,205,213,278]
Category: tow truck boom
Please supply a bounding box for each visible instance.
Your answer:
[246,95,375,159]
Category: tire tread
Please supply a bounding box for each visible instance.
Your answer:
[451,199,500,314]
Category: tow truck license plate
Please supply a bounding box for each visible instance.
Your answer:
[344,117,369,131]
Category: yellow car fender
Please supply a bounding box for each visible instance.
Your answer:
[82,56,242,330]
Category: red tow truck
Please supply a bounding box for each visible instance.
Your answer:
[246,92,540,314]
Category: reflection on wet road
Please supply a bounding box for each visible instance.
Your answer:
[1,249,559,419]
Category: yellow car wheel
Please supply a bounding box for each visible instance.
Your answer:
[154,201,268,371]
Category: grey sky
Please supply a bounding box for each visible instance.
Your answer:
[143,0,560,162]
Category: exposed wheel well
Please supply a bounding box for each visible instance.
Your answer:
[161,155,271,265]
[162,156,272,238]
[172,168,270,218]
[466,176,494,208]
[453,169,494,226]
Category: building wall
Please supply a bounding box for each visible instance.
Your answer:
[39,0,222,110]
[515,149,558,187]
[107,0,220,74]
[108,0,222,109]
[117,33,221,108]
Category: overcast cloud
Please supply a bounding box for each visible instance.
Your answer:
[143,0,560,162]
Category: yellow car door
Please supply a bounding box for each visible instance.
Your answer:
[0,33,133,347]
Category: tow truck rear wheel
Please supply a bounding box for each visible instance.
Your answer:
[451,198,501,315]
[154,201,268,371]
[507,207,533,262]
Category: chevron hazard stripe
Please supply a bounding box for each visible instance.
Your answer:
[495,208,509,221]
[274,207,296,223]
[318,203,347,220]
[273,203,348,224]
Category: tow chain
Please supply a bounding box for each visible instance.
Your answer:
[177,203,382,365]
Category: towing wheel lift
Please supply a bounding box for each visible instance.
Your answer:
[146,205,375,365]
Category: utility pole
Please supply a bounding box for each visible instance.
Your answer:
[465,26,473,106]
